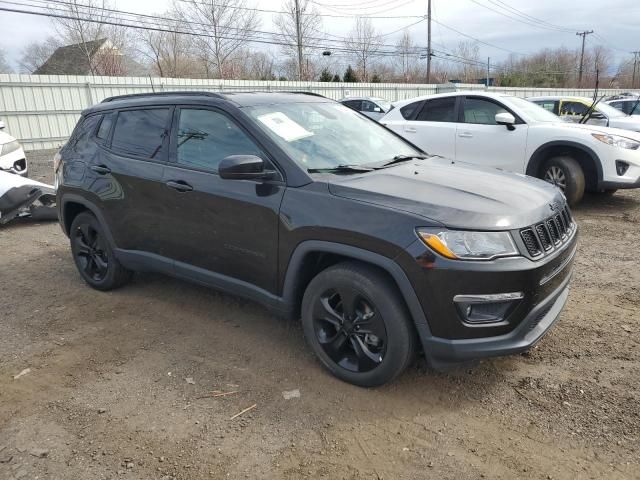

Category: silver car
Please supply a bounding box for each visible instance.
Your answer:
[338,97,392,121]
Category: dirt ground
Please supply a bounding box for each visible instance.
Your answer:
[1,150,638,480]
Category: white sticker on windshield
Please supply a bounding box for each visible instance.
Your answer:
[257,112,314,142]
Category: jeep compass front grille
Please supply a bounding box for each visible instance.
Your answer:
[520,205,574,258]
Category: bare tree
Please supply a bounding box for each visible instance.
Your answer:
[274,0,322,80]
[177,0,260,79]
[452,40,481,83]
[48,0,131,75]
[395,30,419,82]
[136,12,195,78]
[0,49,13,74]
[345,17,381,82]
[19,37,61,73]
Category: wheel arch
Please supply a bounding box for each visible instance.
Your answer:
[526,141,603,190]
[60,194,117,248]
[281,241,433,345]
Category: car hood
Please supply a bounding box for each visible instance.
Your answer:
[327,157,565,230]
[548,121,640,140]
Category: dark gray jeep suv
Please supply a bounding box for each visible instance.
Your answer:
[56,92,578,386]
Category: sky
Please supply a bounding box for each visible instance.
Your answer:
[0,0,638,73]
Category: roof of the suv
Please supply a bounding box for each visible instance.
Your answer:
[390,91,512,108]
[85,91,331,114]
[527,95,593,102]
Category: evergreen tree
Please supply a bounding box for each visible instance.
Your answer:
[343,65,358,82]
[319,67,333,82]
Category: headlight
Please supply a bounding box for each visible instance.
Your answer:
[0,140,21,156]
[417,229,519,260]
[592,133,640,150]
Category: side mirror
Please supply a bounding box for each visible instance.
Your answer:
[374,107,382,112]
[219,155,273,181]
[495,112,516,130]
[590,111,606,120]
[0,121,5,130]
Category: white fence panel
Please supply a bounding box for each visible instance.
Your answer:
[0,74,630,151]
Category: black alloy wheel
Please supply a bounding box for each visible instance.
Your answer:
[73,222,109,282]
[301,261,417,387]
[70,212,132,291]
[312,287,387,373]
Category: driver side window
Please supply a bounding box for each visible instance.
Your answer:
[176,109,265,172]
[462,98,508,125]
[560,101,588,116]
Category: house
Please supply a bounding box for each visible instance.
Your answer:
[34,38,127,76]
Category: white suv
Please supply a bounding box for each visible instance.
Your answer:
[0,120,27,177]
[381,92,640,205]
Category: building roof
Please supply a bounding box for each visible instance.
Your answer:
[34,39,108,75]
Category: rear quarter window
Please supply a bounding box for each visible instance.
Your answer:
[67,114,101,153]
[400,101,422,120]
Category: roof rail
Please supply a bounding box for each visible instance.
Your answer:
[281,91,327,99]
[101,91,226,103]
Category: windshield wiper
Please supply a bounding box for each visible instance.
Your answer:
[307,164,374,174]
[364,154,429,169]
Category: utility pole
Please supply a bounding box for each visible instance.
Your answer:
[632,51,639,89]
[486,57,490,87]
[576,30,594,87]
[426,0,432,84]
[294,0,303,81]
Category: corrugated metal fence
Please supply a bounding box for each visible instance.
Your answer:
[0,74,630,151]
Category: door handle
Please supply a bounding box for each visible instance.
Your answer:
[165,180,193,192]
[458,132,473,138]
[404,127,417,133]
[90,164,111,175]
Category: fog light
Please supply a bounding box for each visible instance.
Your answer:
[616,160,629,176]
[454,292,524,325]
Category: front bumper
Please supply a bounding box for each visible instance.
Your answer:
[0,150,28,177]
[423,271,571,368]
[395,223,577,369]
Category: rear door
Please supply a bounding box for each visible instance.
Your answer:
[90,107,172,256]
[395,96,458,158]
[455,96,528,172]
[161,106,285,293]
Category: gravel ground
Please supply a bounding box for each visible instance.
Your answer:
[0,150,638,480]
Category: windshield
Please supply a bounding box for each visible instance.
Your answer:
[507,97,561,123]
[595,101,627,118]
[244,102,421,171]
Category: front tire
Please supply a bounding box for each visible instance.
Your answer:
[301,262,417,387]
[70,212,132,291]
[542,156,585,206]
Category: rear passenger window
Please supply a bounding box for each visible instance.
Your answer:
[111,109,169,159]
[400,101,421,119]
[176,109,265,172]
[416,97,457,122]
[96,113,114,142]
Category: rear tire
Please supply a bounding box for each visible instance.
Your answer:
[301,261,417,387]
[542,156,585,206]
[70,212,132,291]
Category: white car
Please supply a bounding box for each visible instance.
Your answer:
[0,121,28,176]
[527,96,640,132]
[338,96,392,121]
[605,97,640,117]
[380,91,640,205]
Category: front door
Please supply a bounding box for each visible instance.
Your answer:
[455,96,529,173]
[162,107,285,293]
